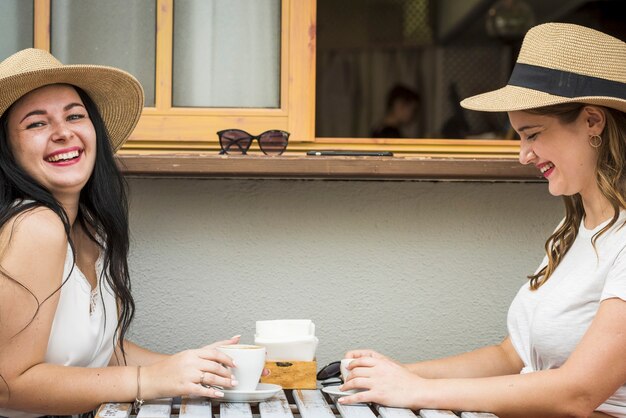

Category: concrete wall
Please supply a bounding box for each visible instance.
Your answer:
[126,179,562,366]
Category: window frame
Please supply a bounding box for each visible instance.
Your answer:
[32,0,520,161]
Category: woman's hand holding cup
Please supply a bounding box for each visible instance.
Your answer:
[344,348,393,361]
[140,335,241,400]
[217,344,267,391]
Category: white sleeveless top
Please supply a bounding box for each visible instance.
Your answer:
[0,241,118,418]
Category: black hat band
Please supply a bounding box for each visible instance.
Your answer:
[508,62,626,100]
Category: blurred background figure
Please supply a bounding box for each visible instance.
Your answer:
[371,84,420,138]
[440,83,470,138]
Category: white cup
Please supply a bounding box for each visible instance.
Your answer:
[340,358,354,383]
[217,344,266,391]
[340,358,362,394]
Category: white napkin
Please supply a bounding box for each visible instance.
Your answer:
[256,319,315,338]
[254,319,318,361]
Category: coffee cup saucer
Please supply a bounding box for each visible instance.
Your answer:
[321,385,363,397]
[216,383,282,403]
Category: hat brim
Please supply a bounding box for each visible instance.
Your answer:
[0,65,143,152]
[460,85,626,114]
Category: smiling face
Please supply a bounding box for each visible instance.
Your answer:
[510,106,605,199]
[6,84,96,202]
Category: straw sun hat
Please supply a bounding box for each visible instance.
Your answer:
[0,48,144,151]
[461,23,626,114]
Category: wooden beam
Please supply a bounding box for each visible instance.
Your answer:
[33,0,50,50]
[116,154,542,181]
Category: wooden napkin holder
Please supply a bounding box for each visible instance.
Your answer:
[260,360,317,389]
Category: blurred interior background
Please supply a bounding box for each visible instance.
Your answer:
[315,0,626,139]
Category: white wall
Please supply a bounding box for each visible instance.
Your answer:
[126,179,562,367]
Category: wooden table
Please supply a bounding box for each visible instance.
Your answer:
[96,389,498,418]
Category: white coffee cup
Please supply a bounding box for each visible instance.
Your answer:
[217,344,266,391]
[340,358,354,383]
[341,358,363,394]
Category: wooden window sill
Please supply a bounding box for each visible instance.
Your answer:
[116,153,541,181]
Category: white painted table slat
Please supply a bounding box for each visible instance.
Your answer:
[95,403,132,418]
[260,389,295,418]
[419,409,458,418]
[96,389,500,418]
[178,397,212,417]
[293,389,336,418]
[377,405,418,418]
[335,401,377,418]
[136,398,172,418]
[220,402,253,418]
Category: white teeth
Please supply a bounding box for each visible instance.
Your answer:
[540,162,554,174]
[47,150,80,162]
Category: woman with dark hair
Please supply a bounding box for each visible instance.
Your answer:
[0,49,240,417]
[341,23,626,417]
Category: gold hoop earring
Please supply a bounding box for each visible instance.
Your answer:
[589,134,602,148]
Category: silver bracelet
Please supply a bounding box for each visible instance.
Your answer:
[133,365,144,412]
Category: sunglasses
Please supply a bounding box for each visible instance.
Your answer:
[217,129,290,155]
[317,360,342,386]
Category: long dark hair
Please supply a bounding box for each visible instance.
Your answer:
[526,103,626,289]
[0,85,135,395]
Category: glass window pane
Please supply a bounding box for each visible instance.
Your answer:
[173,0,281,108]
[50,0,156,106]
[0,1,33,59]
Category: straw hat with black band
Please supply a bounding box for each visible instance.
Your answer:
[0,48,144,152]
[461,23,626,114]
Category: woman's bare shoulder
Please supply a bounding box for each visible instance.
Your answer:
[0,206,67,250]
[0,207,68,293]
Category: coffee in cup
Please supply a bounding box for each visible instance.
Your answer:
[217,344,266,391]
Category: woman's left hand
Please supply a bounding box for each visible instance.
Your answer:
[339,356,425,408]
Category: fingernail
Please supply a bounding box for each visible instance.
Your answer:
[215,390,225,397]
[231,379,239,386]
[231,335,241,339]
[232,361,238,368]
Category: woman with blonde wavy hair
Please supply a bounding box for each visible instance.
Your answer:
[340,23,626,417]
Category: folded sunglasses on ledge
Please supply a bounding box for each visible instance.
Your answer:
[317,360,347,387]
[217,129,290,155]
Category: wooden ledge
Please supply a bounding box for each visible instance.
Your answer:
[116,153,542,181]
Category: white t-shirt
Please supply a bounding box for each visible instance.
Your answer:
[0,242,118,418]
[508,212,626,417]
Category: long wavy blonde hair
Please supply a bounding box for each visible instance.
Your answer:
[526,103,626,289]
